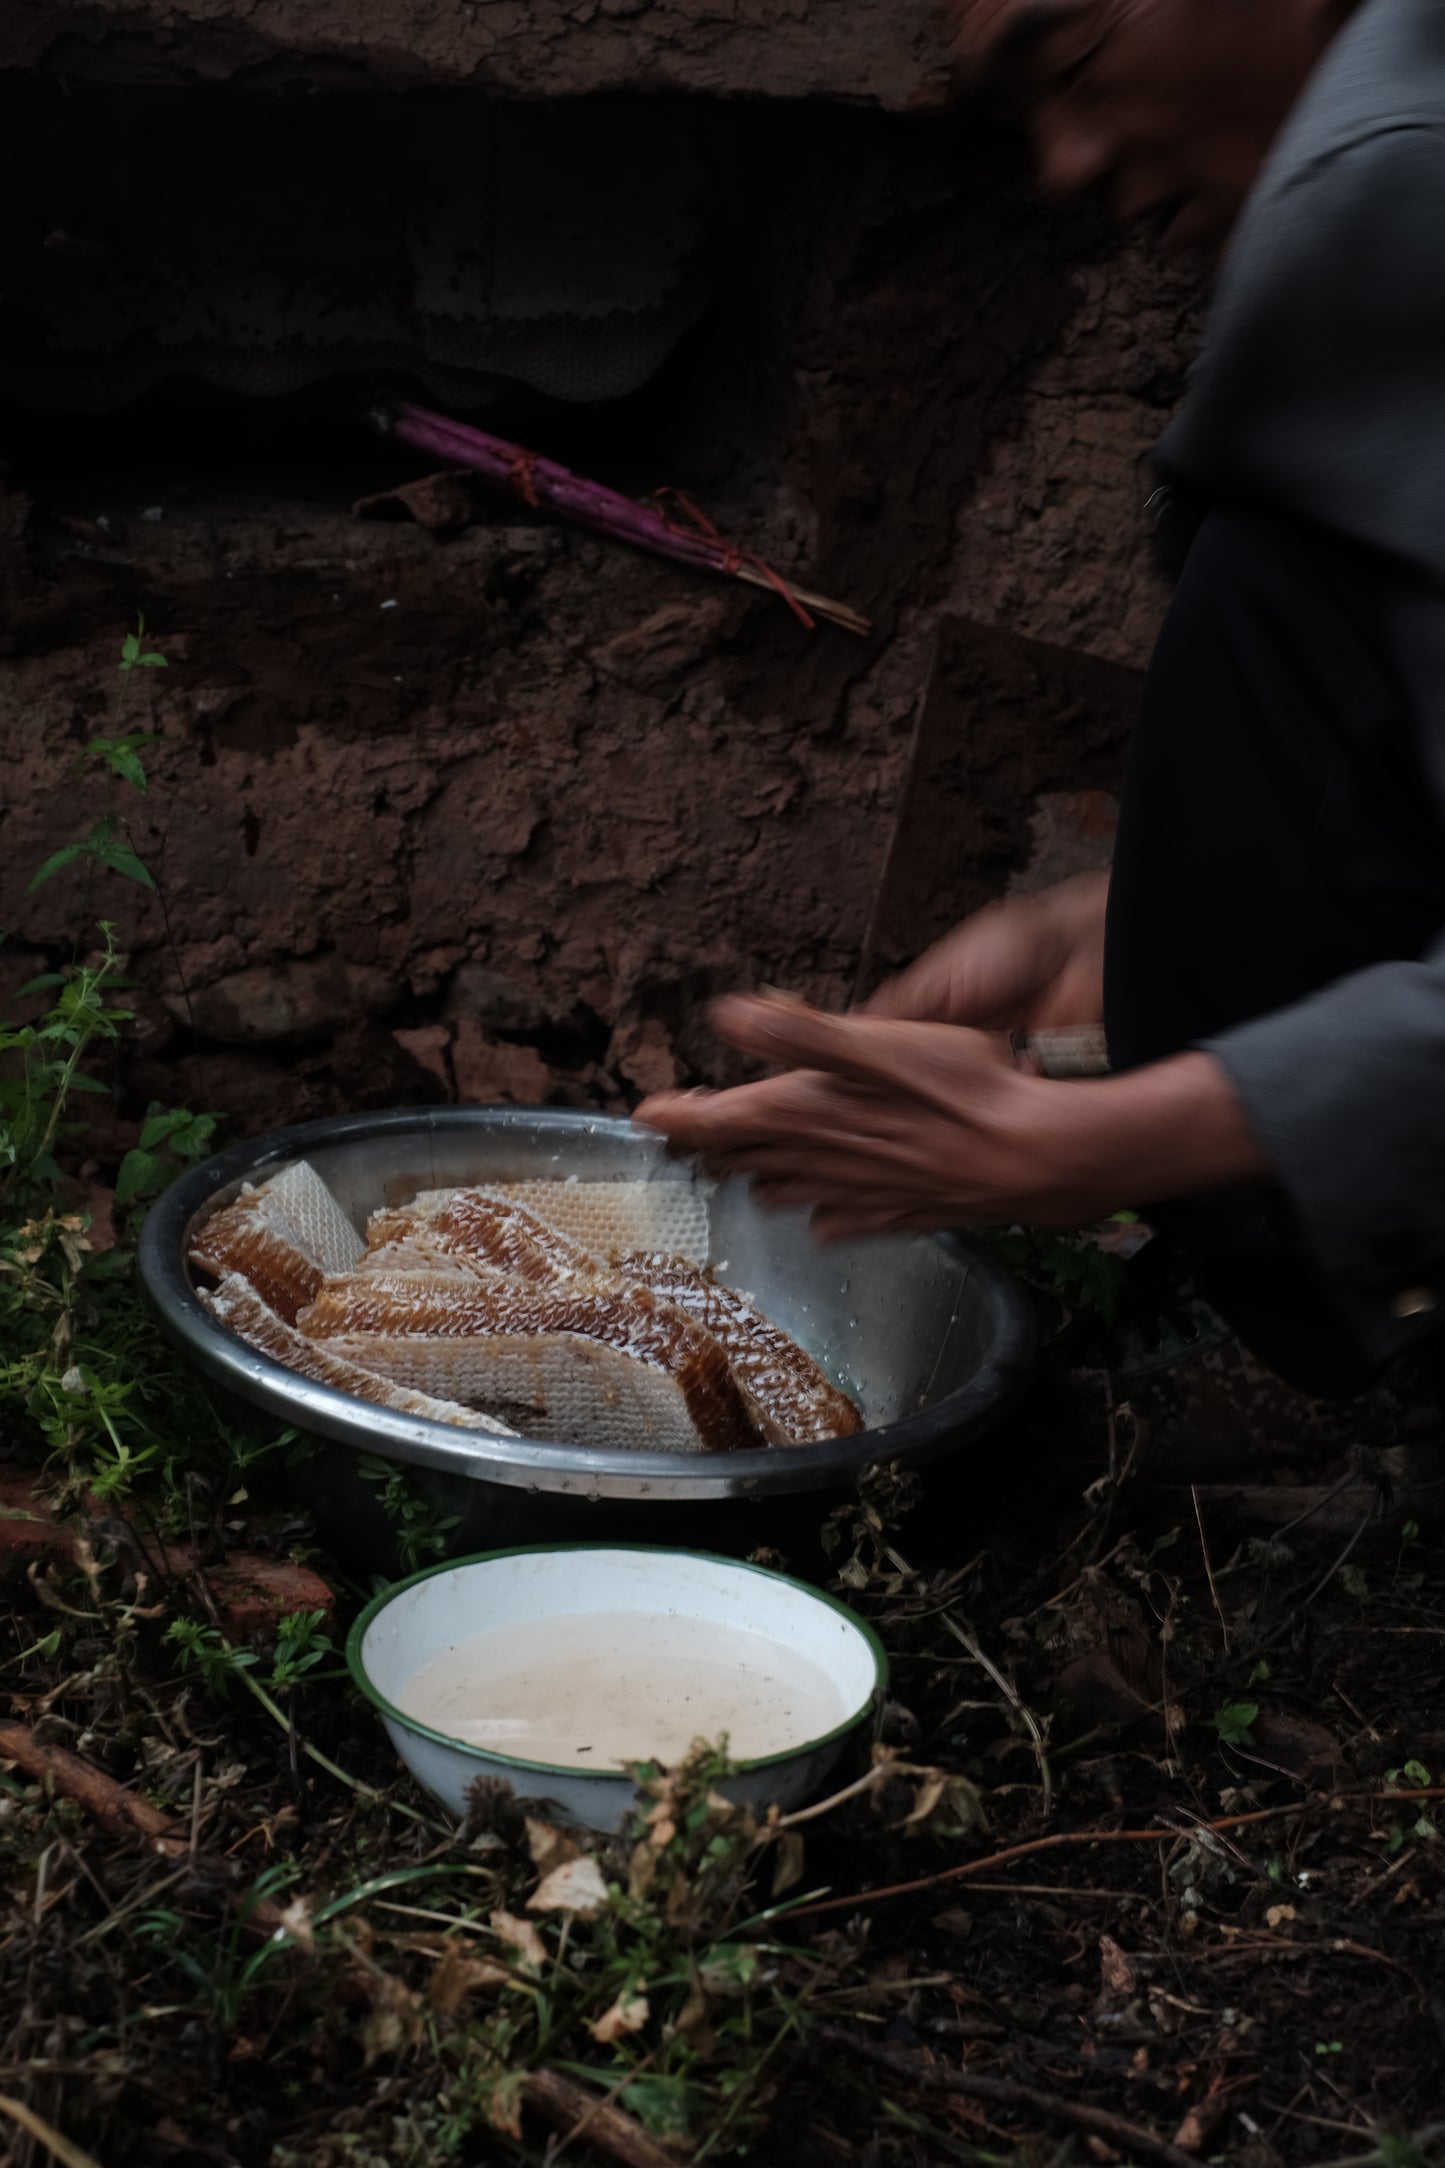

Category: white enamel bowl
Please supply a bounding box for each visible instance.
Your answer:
[348,1545,888,1832]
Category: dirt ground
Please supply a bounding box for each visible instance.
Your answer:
[3,1356,1445,2168]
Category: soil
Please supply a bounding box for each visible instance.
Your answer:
[1,102,1200,1153]
[3,1382,1444,2168]
[3,0,954,105]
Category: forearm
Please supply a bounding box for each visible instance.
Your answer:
[1027,1050,1271,1222]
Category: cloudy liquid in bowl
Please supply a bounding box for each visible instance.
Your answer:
[396,1610,855,1769]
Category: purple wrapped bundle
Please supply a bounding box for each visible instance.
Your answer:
[379,401,869,637]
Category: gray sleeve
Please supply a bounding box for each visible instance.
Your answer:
[1156,124,1445,590]
[1206,946,1445,1362]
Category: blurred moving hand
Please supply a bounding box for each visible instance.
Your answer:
[863,871,1109,1033]
[634,985,1264,1244]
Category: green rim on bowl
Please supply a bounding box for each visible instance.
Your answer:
[346,1543,890,1784]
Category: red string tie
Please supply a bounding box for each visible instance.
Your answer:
[505,448,542,510]
[653,488,815,631]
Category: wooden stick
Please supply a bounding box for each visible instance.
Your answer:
[0,1721,186,1855]
[521,2070,679,2168]
[0,1720,288,1937]
[814,2030,1202,2168]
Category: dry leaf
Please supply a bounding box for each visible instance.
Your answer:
[1097,1935,1137,2003]
[666,1869,703,1929]
[629,1837,661,1904]
[483,2069,527,2140]
[771,1830,806,1900]
[529,1855,610,1918]
[275,1894,315,1953]
[895,1770,986,1837]
[360,1972,422,2065]
[428,1942,510,2014]
[491,1909,548,1974]
[1173,2074,1232,2153]
[526,1817,582,1876]
[588,1990,650,2044]
[675,1984,715,2054]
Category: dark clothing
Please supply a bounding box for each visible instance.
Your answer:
[1155,0,1445,590]
[1108,0,1445,1389]
[1104,508,1445,1394]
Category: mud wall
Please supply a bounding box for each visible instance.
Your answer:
[0,109,1202,1145]
[5,0,951,105]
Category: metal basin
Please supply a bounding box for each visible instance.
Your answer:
[138,1109,1034,1548]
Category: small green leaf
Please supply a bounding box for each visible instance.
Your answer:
[94,840,156,890]
[138,1107,193,1151]
[121,633,141,666]
[622,2077,698,2142]
[1214,1701,1259,1748]
[26,841,89,893]
[115,1148,170,1205]
[107,746,148,790]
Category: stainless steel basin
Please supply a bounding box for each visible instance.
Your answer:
[138,1109,1034,1521]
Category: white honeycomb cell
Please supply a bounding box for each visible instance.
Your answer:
[484,1178,711,1265]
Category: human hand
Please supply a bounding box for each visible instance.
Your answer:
[862,872,1109,1033]
[634,990,1266,1244]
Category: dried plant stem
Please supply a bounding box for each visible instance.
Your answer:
[0,2093,104,2168]
[938,1609,1053,1817]
[775,1760,895,1829]
[789,1789,1445,1921]
[0,1719,291,1936]
[813,2029,1202,2168]
[1192,1483,1231,1651]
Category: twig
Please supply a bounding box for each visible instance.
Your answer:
[787,1789,1445,1921]
[938,1608,1053,1816]
[775,1760,894,1829]
[1191,1485,1230,1652]
[522,2069,677,2168]
[813,2030,1201,2168]
[0,2094,103,2168]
